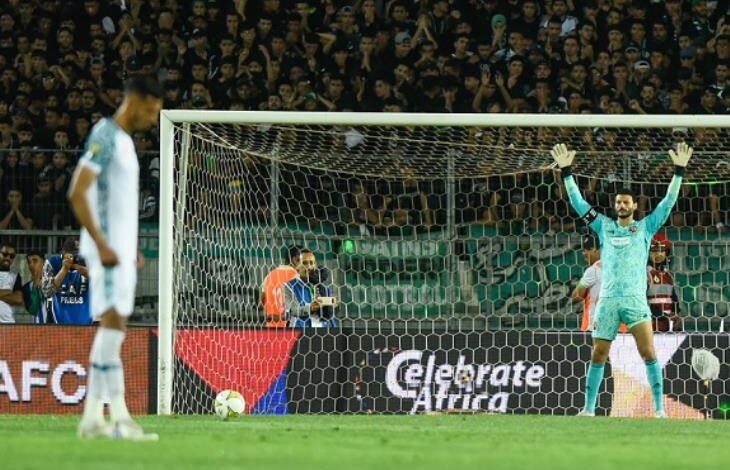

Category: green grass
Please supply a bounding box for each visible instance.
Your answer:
[2,415,728,470]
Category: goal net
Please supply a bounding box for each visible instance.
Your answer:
[158,112,730,418]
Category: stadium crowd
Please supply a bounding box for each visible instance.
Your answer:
[0,0,728,234]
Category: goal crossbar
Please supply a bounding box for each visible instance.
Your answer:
[160,111,730,128]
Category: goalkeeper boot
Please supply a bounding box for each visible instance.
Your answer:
[111,419,159,441]
[577,410,595,417]
[77,420,113,439]
[654,411,668,419]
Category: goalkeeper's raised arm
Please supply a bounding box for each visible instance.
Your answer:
[642,142,691,235]
[550,143,604,234]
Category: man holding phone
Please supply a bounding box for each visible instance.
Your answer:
[41,238,92,324]
[284,248,337,328]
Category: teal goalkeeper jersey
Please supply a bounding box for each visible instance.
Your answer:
[564,173,682,299]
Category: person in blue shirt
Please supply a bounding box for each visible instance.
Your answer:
[552,142,692,418]
[284,248,337,328]
[41,238,91,324]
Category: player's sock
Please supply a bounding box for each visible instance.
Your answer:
[80,330,107,425]
[95,327,133,424]
[584,362,605,414]
[645,359,664,413]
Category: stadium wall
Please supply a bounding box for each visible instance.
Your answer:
[0,325,153,414]
[1,326,727,419]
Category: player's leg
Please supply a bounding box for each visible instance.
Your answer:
[91,307,157,440]
[581,298,620,416]
[629,317,665,417]
[79,308,129,438]
[80,260,156,440]
[97,309,132,424]
[581,338,611,416]
[78,257,111,437]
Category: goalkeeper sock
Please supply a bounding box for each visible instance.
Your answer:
[645,359,664,413]
[81,329,107,425]
[584,362,605,414]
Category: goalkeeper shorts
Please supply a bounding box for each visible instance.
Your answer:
[592,296,651,341]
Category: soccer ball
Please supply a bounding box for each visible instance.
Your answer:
[213,389,246,420]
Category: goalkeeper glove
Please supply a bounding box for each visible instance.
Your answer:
[668,142,692,168]
[550,143,576,169]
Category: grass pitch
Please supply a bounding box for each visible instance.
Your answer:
[1,414,727,470]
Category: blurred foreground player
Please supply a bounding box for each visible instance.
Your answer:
[69,76,163,440]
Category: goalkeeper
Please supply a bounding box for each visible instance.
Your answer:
[551,142,692,418]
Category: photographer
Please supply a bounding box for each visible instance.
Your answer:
[284,248,338,328]
[306,264,338,328]
[41,238,92,324]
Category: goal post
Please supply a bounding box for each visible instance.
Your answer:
[158,111,730,417]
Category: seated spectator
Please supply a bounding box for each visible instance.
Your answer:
[30,173,60,229]
[0,242,23,323]
[41,238,91,325]
[22,249,47,323]
[0,188,34,230]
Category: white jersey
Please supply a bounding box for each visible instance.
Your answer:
[78,118,139,264]
[579,260,601,326]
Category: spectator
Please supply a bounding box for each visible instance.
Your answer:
[647,234,683,332]
[22,249,47,323]
[0,242,23,323]
[41,238,91,325]
[572,235,601,332]
[30,173,59,229]
[0,188,34,230]
[284,248,335,328]
[542,0,578,37]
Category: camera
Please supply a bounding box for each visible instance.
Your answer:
[307,266,329,285]
[73,254,86,266]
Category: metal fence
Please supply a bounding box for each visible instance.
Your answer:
[1,230,159,325]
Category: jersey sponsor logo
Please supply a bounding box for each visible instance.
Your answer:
[610,236,631,247]
[90,142,102,156]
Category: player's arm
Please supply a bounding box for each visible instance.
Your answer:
[571,284,588,303]
[0,275,23,306]
[572,265,596,303]
[551,144,604,233]
[283,283,320,319]
[644,143,691,234]
[67,165,119,266]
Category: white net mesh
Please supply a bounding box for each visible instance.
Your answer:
[165,119,730,418]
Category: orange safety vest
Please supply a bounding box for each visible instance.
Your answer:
[262,265,298,328]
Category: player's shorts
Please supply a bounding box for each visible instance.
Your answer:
[87,256,137,320]
[592,296,651,341]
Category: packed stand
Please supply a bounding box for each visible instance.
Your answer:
[0,0,728,234]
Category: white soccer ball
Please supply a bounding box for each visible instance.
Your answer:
[214,389,246,420]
